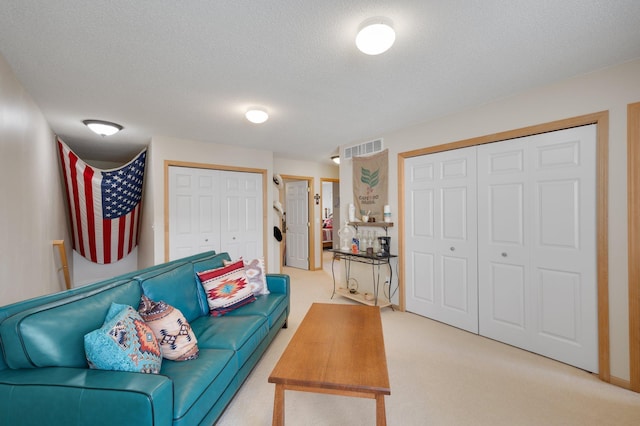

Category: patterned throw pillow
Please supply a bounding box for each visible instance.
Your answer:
[84,303,162,374]
[197,259,256,316]
[138,295,199,361]
[224,257,270,296]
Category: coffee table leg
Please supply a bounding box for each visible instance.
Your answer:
[375,394,387,426]
[272,384,285,426]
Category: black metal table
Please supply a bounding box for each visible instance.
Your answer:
[329,249,397,308]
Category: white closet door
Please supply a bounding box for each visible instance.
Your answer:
[405,148,478,333]
[478,125,597,372]
[169,167,263,262]
[219,170,263,261]
[168,167,221,260]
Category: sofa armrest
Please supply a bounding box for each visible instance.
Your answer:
[266,274,290,295]
[0,367,173,426]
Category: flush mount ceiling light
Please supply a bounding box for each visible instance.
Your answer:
[356,17,396,55]
[330,147,340,164]
[83,119,123,136]
[245,107,269,124]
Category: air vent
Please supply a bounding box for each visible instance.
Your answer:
[344,138,383,160]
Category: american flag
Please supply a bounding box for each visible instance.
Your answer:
[57,139,146,264]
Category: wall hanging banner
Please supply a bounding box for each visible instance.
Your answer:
[57,138,147,264]
[352,149,388,221]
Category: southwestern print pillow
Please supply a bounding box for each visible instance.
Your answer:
[197,259,256,316]
[84,303,162,374]
[138,294,199,361]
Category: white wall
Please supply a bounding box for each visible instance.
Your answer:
[138,135,279,272]
[273,158,339,269]
[0,53,71,305]
[339,59,640,382]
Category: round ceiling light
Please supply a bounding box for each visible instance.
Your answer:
[356,17,396,55]
[83,119,123,136]
[245,107,269,124]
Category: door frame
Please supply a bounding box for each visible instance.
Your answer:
[281,174,315,271]
[164,160,268,263]
[628,102,640,392]
[319,178,339,270]
[398,111,610,383]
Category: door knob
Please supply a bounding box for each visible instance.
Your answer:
[501,252,507,257]
[205,238,208,242]
[450,247,455,251]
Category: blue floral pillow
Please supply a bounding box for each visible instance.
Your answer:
[84,303,162,374]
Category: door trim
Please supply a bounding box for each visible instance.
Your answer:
[164,160,268,263]
[398,111,610,382]
[628,102,640,392]
[319,178,339,270]
[281,174,315,270]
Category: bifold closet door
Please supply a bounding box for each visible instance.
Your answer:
[168,166,263,262]
[169,166,221,260]
[477,125,598,372]
[219,170,263,261]
[404,148,478,334]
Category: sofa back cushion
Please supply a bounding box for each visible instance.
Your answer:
[136,263,202,323]
[0,279,141,369]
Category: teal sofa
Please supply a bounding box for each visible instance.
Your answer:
[0,251,290,426]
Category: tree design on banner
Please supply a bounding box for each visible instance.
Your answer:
[352,149,388,221]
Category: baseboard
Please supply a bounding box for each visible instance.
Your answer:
[609,375,632,391]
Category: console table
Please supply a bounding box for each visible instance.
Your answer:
[329,249,396,308]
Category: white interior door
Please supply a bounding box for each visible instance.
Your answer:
[477,125,598,372]
[285,180,309,270]
[169,167,220,260]
[405,148,478,333]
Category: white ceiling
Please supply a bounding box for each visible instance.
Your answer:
[1,1,640,164]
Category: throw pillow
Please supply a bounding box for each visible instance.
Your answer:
[197,259,256,316]
[224,257,270,296]
[84,303,162,374]
[138,295,199,361]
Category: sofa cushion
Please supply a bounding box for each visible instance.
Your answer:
[196,260,256,317]
[160,348,236,426]
[0,279,142,369]
[136,263,202,323]
[84,303,162,374]
[225,293,288,328]
[190,314,269,368]
[138,295,199,361]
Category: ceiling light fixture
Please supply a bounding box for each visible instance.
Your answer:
[356,17,396,55]
[330,147,340,164]
[83,119,123,136]
[245,107,269,124]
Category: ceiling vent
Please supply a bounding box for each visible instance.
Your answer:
[344,138,383,160]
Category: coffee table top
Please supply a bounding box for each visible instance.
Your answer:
[268,303,390,395]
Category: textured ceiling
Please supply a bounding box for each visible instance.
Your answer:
[1,1,640,164]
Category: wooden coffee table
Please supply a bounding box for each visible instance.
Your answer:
[268,303,391,425]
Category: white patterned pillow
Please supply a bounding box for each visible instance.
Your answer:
[138,295,199,361]
[224,257,269,296]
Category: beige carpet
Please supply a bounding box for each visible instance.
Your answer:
[216,264,640,425]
